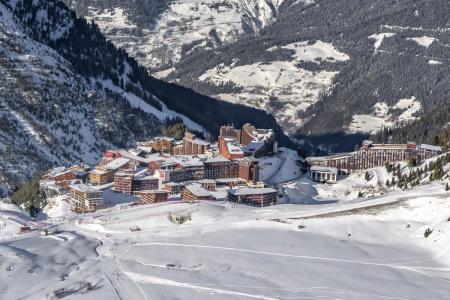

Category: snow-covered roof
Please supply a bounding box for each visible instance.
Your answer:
[417,144,442,152]
[134,173,157,181]
[306,153,353,161]
[244,141,264,153]
[140,190,168,194]
[165,182,182,187]
[228,187,277,196]
[199,179,215,184]
[215,178,246,183]
[69,184,101,194]
[185,183,212,197]
[105,158,130,170]
[204,156,230,163]
[90,168,107,175]
[310,166,338,173]
[118,150,151,163]
[46,167,71,178]
[226,140,244,154]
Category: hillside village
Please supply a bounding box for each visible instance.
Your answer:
[2,123,450,299]
[39,124,283,213]
[33,121,447,216]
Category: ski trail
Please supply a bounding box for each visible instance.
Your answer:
[134,242,450,277]
[123,271,278,300]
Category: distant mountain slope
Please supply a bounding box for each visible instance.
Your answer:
[63,0,284,71]
[0,0,162,195]
[163,0,450,149]
[0,0,293,195]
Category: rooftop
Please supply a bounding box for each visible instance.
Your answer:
[228,187,277,196]
[140,190,168,194]
[118,150,151,164]
[417,144,442,152]
[185,183,213,197]
[105,158,130,170]
[69,184,101,194]
[310,166,339,173]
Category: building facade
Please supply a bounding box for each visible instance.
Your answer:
[69,184,104,212]
[309,166,338,183]
[182,183,214,202]
[219,124,277,158]
[306,141,442,173]
[140,190,169,204]
[228,188,278,207]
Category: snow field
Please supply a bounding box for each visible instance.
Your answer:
[199,40,348,132]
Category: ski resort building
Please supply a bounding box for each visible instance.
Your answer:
[43,167,77,184]
[219,124,277,158]
[227,188,278,207]
[199,179,216,191]
[140,137,174,153]
[309,166,338,183]
[182,183,215,201]
[68,184,104,212]
[140,190,169,204]
[89,157,131,185]
[203,157,238,179]
[113,169,159,195]
[306,140,442,174]
[164,182,183,195]
[237,157,260,182]
[172,132,210,155]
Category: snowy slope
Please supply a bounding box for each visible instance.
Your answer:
[66,0,285,71]
[1,182,450,299]
[348,97,422,134]
[197,40,349,133]
[0,0,212,194]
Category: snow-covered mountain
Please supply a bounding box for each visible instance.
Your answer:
[2,162,450,299]
[0,0,163,195]
[164,0,450,148]
[57,0,450,151]
[0,0,292,195]
[64,0,284,71]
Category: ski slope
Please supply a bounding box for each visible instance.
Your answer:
[1,181,450,299]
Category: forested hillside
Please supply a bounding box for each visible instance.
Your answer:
[164,0,450,150]
[0,0,293,195]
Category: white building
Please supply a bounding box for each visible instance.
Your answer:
[309,166,338,183]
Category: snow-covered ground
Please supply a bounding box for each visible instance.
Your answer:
[198,40,349,133]
[407,36,436,48]
[259,147,302,184]
[348,97,422,134]
[369,32,396,50]
[82,0,284,71]
[1,175,450,299]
